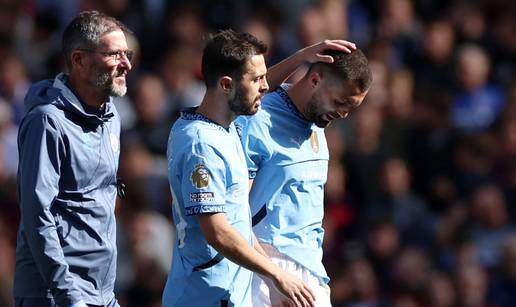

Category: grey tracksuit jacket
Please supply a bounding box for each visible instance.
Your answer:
[13,73,121,307]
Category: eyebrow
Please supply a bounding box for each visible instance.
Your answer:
[340,98,361,109]
[248,71,266,79]
[350,99,362,108]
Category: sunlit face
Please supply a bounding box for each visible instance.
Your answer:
[87,30,132,98]
[228,54,269,116]
[305,78,369,128]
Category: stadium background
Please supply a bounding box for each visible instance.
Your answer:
[0,0,516,306]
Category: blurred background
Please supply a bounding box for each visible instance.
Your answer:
[1,0,516,306]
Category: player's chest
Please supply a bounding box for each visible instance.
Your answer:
[271,128,329,164]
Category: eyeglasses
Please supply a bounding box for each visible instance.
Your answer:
[79,49,134,63]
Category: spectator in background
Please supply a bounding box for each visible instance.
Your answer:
[368,157,435,246]
[451,44,506,133]
[0,99,18,180]
[411,18,456,93]
[366,219,400,290]
[323,124,356,255]
[14,11,132,307]
[117,136,171,215]
[455,264,491,307]
[469,183,516,268]
[159,42,205,111]
[489,235,516,307]
[333,256,388,307]
[391,247,431,303]
[345,103,388,206]
[124,73,172,156]
[425,271,457,307]
[0,53,30,124]
[382,68,415,159]
[0,217,15,307]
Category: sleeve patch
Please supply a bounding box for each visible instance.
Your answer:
[190,192,215,202]
[191,163,210,189]
[185,205,226,216]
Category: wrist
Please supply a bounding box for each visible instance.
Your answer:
[267,266,284,284]
[294,48,311,64]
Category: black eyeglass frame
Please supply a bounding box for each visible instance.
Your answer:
[78,48,134,62]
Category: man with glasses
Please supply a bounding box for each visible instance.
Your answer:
[13,11,132,307]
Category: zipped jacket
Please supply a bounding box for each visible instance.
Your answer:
[13,73,121,307]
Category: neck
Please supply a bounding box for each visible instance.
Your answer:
[287,79,311,118]
[196,89,234,128]
[68,73,108,109]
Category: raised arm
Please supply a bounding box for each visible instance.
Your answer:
[266,39,356,90]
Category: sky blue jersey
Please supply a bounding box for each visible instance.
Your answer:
[236,85,330,282]
[163,110,253,307]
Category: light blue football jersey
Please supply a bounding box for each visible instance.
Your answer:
[236,85,330,282]
[163,109,253,307]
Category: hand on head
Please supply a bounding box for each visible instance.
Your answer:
[301,39,357,64]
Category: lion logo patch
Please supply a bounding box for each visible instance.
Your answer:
[191,164,210,189]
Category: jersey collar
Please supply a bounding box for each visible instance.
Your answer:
[180,107,231,132]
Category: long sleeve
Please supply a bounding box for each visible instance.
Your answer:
[17,112,83,306]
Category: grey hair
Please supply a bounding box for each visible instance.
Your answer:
[62,11,130,68]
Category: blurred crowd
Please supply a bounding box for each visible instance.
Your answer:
[0,0,516,306]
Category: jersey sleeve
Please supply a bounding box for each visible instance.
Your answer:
[180,141,227,216]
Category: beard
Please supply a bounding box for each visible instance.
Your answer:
[228,85,260,116]
[90,66,127,97]
[306,93,329,128]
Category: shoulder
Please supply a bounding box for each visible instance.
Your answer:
[21,104,65,131]
[171,120,227,156]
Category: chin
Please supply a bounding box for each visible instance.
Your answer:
[245,108,259,116]
[315,120,330,128]
[110,85,127,97]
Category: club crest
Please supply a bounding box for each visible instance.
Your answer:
[191,163,210,189]
[310,131,319,153]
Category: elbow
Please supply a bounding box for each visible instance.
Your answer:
[204,229,225,250]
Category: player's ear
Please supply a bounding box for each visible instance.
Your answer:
[309,71,321,88]
[219,76,233,93]
[71,50,86,69]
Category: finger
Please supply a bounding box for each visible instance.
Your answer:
[293,296,302,307]
[298,293,310,307]
[327,39,357,49]
[284,297,295,307]
[298,294,310,307]
[302,285,316,306]
[316,54,335,63]
[322,40,356,52]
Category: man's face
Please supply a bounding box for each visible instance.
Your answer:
[87,30,132,97]
[306,78,369,128]
[228,54,269,116]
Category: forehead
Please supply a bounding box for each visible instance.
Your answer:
[242,54,267,77]
[97,30,128,50]
[329,80,369,103]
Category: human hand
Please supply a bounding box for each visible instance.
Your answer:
[299,39,357,64]
[271,270,316,307]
